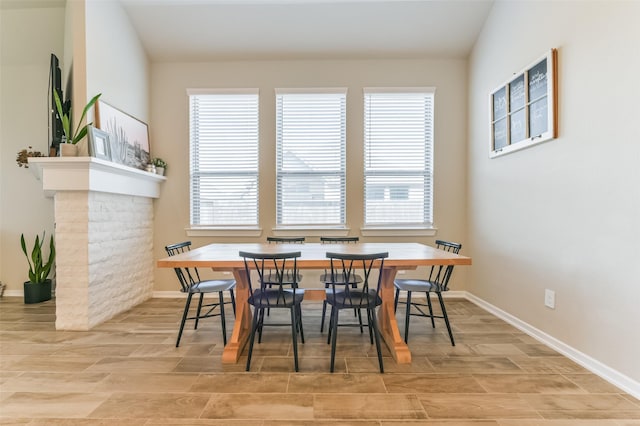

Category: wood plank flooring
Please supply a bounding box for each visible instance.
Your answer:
[1,296,638,424]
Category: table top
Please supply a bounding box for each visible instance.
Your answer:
[157,242,471,270]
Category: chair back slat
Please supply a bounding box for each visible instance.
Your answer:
[325,251,388,308]
[240,251,302,307]
[165,241,201,293]
[320,236,359,244]
[426,240,462,291]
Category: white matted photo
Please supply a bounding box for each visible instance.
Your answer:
[88,125,112,161]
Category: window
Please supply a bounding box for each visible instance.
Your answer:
[275,89,347,226]
[188,89,259,226]
[363,88,434,227]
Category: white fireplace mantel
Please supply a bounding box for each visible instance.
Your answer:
[28,157,165,198]
[28,157,165,330]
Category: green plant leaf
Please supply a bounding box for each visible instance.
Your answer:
[72,93,102,143]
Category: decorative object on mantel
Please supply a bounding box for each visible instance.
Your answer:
[489,48,557,158]
[152,157,167,175]
[95,100,151,171]
[145,163,156,174]
[20,232,55,304]
[53,91,102,157]
[16,146,44,168]
[87,125,112,161]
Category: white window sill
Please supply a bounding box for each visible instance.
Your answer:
[360,226,437,237]
[185,226,262,237]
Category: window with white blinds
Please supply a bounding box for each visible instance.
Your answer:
[363,88,434,227]
[275,89,347,226]
[189,89,259,226]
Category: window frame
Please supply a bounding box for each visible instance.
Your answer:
[274,87,348,230]
[362,87,436,236]
[186,88,261,236]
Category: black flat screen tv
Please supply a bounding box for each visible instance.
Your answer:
[49,53,64,154]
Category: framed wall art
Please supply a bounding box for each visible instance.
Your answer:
[95,100,150,170]
[489,49,558,158]
[87,125,112,161]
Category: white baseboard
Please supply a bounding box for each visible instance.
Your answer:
[464,291,639,400]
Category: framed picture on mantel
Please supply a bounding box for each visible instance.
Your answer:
[95,100,151,170]
[489,49,558,158]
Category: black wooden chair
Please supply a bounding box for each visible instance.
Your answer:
[319,236,363,333]
[240,250,305,372]
[165,241,236,347]
[263,237,305,315]
[393,240,462,346]
[325,251,389,373]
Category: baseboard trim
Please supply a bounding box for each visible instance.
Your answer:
[464,291,639,400]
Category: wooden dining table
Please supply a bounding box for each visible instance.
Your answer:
[157,242,472,364]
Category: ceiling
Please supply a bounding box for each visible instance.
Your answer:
[118,0,495,62]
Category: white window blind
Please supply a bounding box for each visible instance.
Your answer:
[275,89,347,226]
[364,88,434,226]
[189,89,259,226]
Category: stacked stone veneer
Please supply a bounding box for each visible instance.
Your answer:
[55,191,154,330]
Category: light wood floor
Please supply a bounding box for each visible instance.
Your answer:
[1,295,638,425]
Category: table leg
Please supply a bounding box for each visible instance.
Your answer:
[221,268,252,363]
[377,266,411,363]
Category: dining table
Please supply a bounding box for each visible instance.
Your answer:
[156,242,472,364]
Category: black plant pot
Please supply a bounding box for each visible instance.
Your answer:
[23,279,52,304]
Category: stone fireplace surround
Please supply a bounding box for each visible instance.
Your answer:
[28,157,165,330]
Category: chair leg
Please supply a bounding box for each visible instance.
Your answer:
[320,299,328,333]
[290,308,299,372]
[296,304,305,344]
[366,308,374,344]
[176,292,194,347]
[194,293,205,330]
[369,307,384,373]
[218,291,227,346]
[327,305,334,344]
[426,292,436,328]
[437,292,455,346]
[246,306,260,371]
[404,291,412,344]
[330,307,339,373]
[258,308,266,343]
[230,289,236,317]
[393,288,398,313]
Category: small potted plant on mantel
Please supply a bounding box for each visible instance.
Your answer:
[53,91,102,156]
[152,157,167,176]
[20,232,55,304]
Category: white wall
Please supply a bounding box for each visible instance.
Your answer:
[468,0,640,387]
[85,0,149,122]
[150,58,469,290]
[0,0,149,295]
[0,6,63,293]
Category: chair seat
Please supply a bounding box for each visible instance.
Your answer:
[189,279,236,294]
[248,289,305,308]
[326,289,382,309]
[394,278,445,293]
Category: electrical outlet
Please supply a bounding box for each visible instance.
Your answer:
[544,289,555,309]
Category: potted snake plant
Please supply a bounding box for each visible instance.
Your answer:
[53,91,102,156]
[20,232,55,304]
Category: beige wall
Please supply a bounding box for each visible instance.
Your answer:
[150,59,469,290]
[0,6,63,292]
[468,1,640,384]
